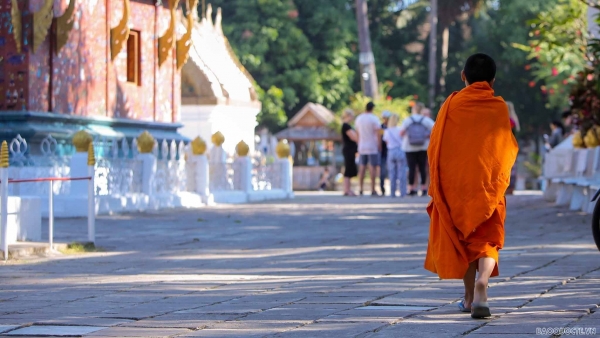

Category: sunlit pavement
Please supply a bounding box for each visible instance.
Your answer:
[0,192,599,337]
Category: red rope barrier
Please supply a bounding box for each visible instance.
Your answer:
[0,176,92,184]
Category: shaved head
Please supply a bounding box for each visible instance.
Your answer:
[463,53,496,85]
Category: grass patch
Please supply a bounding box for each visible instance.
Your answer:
[59,242,104,255]
[197,218,206,222]
[234,220,242,224]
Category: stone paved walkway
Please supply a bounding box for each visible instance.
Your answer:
[0,192,599,337]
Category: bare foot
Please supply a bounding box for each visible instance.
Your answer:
[473,279,488,304]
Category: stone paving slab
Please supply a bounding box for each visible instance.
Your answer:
[0,193,599,337]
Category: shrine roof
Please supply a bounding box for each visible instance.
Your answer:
[181,5,260,109]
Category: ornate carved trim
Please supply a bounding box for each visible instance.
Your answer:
[158,0,180,67]
[33,0,54,53]
[10,0,21,53]
[55,0,76,53]
[110,0,131,60]
[176,0,197,71]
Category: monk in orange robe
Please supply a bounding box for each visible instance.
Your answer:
[424,53,518,319]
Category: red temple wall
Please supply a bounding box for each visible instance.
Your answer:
[0,0,181,123]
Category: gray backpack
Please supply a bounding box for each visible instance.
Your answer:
[407,116,430,146]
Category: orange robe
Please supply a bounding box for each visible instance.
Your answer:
[424,82,518,279]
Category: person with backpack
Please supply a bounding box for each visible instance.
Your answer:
[400,102,435,196]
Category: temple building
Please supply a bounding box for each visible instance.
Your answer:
[0,0,195,149]
[180,5,261,155]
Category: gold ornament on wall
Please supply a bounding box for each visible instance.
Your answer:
[110,0,131,60]
[158,0,180,67]
[191,136,207,155]
[10,0,21,53]
[55,0,76,53]
[0,141,8,168]
[276,140,291,158]
[236,141,249,157]
[176,0,197,71]
[211,132,225,147]
[137,131,155,154]
[72,130,93,153]
[32,0,54,53]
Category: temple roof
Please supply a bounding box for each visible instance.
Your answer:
[275,103,340,141]
[181,5,260,109]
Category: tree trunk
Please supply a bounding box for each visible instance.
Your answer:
[440,25,449,95]
[428,0,438,109]
[355,0,379,99]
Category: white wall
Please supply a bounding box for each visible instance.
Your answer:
[181,105,259,156]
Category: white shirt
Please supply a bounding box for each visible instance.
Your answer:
[355,112,381,155]
[399,113,435,152]
[383,126,403,150]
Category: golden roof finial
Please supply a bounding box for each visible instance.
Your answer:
[0,141,9,168]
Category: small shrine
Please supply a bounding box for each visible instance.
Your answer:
[275,102,340,190]
[0,0,194,151]
[180,4,261,156]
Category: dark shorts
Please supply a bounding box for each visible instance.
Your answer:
[359,154,380,166]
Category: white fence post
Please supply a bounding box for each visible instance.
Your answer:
[233,157,252,193]
[192,154,211,202]
[0,141,8,260]
[87,143,95,244]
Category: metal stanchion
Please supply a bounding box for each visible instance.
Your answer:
[48,180,54,250]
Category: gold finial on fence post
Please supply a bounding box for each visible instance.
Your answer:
[0,141,8,168]
[236,140,249,157]
[87,142,95,166]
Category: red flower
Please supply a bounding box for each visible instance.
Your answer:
[535,46,541,52]
[386,96,392,101]
[588,74,594,81]
[535,30,540,36]
[563,79,569,85]
[287,10,299,19]
[552,68,558,76]
[529,81,536,88]
[524,65,531,71]
[549,89,555,95]
[413,94,419,99]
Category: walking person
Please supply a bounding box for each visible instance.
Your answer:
[383,114,407,197]
[424,53,518,319]
[355,102,382,196]
[380,111,391,196]
[400,102,434,196]
[341,110,359,196]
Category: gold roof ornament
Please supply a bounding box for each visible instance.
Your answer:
[176,0,198,71]
[72,130,93,153]
[236,140,249,157]
[87,142,96,166]
[110,0,130,60]
[158,0,180,67]
[55,0,76,53]
[0,141,8,168]
[10,0,21,53]
[33,0,54,53]
[191,136,207,155]
[211,131,225,147]
[137,131,155,154]
[276,140,290,158]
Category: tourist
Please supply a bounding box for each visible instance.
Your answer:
[341,110,358,196]
[424,53,518,319]
[355,102,382,196]
[546,120,565,149]
[400,102,434,196]
[383,114,407,197]
[317,167,330,191]
[380,111,391,196]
